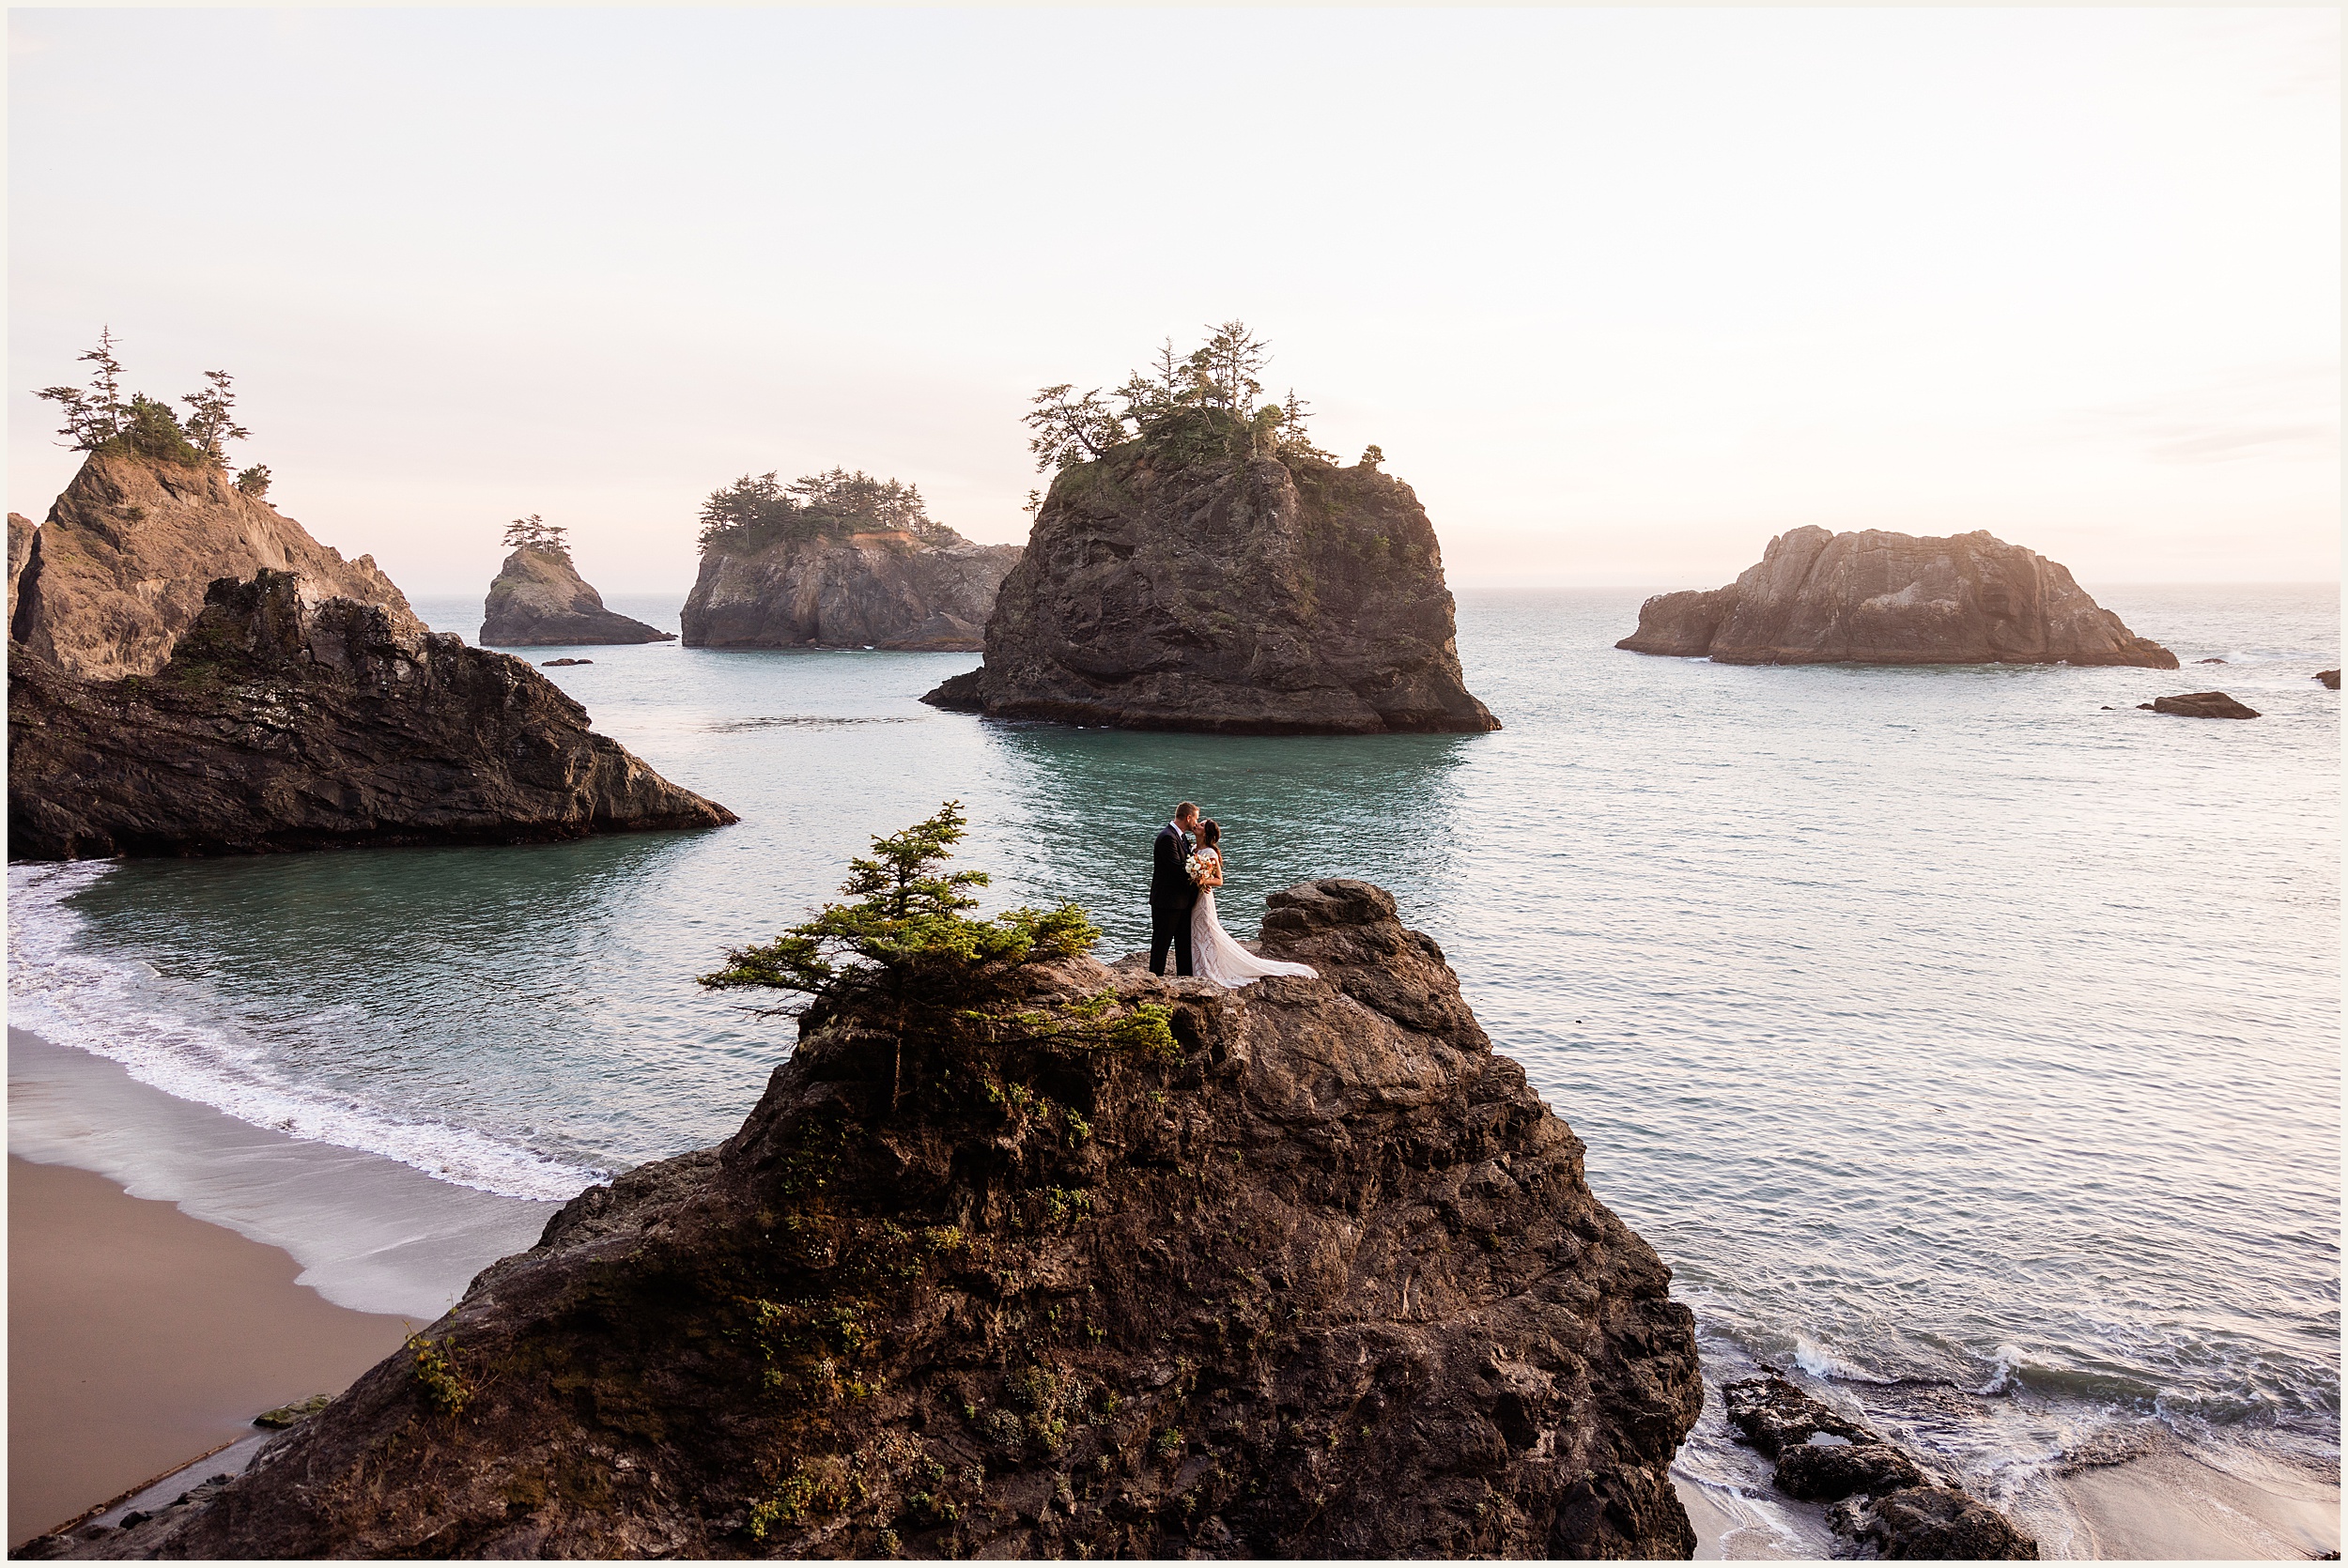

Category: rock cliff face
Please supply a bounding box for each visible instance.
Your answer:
[1617,527,2177,669]
[480,545,675,647]
[66,880,1700,1560]
[9,571,734,861]
[10,450,422,680]
[681,529,1021,651]
[8,512,33,627]
[925,446,1497,734]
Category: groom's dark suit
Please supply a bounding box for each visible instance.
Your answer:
[1150,821,1197,977]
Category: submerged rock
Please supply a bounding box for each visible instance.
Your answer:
[85,879,1700,1559]
[1831,1485,2040,1560]
[1774,1439,1926,1500]
[9,570,734,860]
[9,449,420,680]
[1616,527,2177,669]
[926,435,1497,734]
[253,1394,333,1430]
[682,529,1020,652]
[541,656,594,667]
[1722,1373,1872,1455]
[2140,691,2261,719]
[1722,1374,2034,1559]
[481,545,673,646]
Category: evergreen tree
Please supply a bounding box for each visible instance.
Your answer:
[33,328,131,451]
[1195,320,1270,414]
[34,331,255,471]
[1022,385,1129,473]
[502,514,570,554]
[180,370,252,463]
[1275,389,1336,462]
[701,802,1173,1107]
[1030,321,1323,477]
[235,465,273,499]
[699,469,949,553]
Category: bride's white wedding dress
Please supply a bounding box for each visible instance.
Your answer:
[1189,849,1318,988]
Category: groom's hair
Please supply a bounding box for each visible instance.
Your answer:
[1175,801,1198,820]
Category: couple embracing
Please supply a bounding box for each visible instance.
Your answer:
[1149,802,1317,988]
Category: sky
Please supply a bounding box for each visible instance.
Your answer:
[8,7,2339,596]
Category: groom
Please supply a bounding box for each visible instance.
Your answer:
[1150,802,1202,977]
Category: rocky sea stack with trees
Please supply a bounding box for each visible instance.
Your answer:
[49,808,1700,1559]
[1615,525,2178,668]
[480,515,675,647]
[13,331,416,680]
[681,469,1021,651]
[8,333,734,860]
[924,325,1498,735]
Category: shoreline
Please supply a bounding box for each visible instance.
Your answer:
[7,1024,565,1547]
[8,1025,562,1319]
[7,1155,412,1547]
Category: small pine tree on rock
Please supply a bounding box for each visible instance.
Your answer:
[502,514,570,556]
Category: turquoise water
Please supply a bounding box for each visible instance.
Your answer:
[9,584,2338,1545]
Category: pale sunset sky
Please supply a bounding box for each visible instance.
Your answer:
[8,7,2338,597]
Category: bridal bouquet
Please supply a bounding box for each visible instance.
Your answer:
[1184,852,1208,884]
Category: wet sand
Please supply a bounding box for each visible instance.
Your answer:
[1677,1444,2341,1561]
[8,1155,412,1548]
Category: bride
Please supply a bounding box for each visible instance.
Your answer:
[1188,820,1318,988]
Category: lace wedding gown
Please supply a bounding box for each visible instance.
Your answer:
[1189,851,1318,988]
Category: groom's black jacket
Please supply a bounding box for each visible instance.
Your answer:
[1151,822,1197,911]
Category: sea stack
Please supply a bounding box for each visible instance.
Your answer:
[680,469,1020,651]
[480,543,674,646]
[926,438,1497,734]
[1616,527,2178,669]
[9,570,734,859]
[55,878,1700,1560]
[11,448,421,680]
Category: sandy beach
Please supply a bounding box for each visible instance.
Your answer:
[8,1155,412,1547]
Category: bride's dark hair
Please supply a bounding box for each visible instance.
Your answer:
[1198,819,1221,850]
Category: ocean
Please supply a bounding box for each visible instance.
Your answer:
[8,583,2338,1557]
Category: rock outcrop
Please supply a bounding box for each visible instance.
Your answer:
[9,450,421,680]
[9,570,734,860]
[1616,527,2177,669]
[2318,669,2340,691]
[2139,691,2260,719]
[682,529,1020,652]
[1722,1374,2035,1560]
[57,879,1700,1559]
[480,545,674,646]
[925,441,1497,734]
[8,511,33,626]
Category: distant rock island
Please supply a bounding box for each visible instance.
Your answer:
[680,469,1020,651]
[480,516,673,646]
[1616,526,2178,669]
[11,449,419,680]
[10,570,734,859]
[64,872,1700,1558]
[925,325,1498,733]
